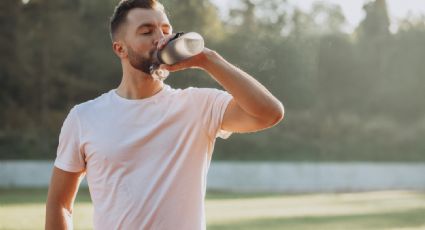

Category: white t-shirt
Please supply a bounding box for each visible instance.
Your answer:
[54,84,233,230]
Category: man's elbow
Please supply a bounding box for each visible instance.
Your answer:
[274,102,285,123]
[265,102,285,127]
[45,202,73,230]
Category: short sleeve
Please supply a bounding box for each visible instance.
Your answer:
[194,88,233,140]
[54,106,86,172]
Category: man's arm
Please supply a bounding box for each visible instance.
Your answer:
[163,48,284,133]
[45,167,84,230]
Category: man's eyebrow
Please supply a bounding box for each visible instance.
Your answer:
[136,23,172,30]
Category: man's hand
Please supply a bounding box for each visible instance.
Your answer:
[159,48,211,72]
[156,33,212,72]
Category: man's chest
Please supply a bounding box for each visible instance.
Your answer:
[81,106,205,165]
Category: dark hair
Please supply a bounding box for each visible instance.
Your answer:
[109,0,165,41]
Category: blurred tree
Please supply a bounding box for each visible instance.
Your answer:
[291,8,314,38]
[0,0,20,122]
[229,0,257,32]
[228,0,287,38]
[1,0,425,161]
[0,0,27,158]
[316,34,356,113]
[354,0,392,114]
[290,2,345,37]
[161,0,224,41]
[378,17,425,121]
[310,2,346,34]
[5,0,120,158]
[358,0,390,40]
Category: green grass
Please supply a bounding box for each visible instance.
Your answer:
[0,189,424,230]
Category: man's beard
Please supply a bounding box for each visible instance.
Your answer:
[127,47,156,75]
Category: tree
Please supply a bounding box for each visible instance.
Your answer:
[0,0,25,158]
[161,0,224,41]
[0,0,20,117]
[353,0,392,114]
[357,0,390,40]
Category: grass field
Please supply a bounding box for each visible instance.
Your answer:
[0,189,424,230]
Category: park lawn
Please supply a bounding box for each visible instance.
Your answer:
[0,189,424,230]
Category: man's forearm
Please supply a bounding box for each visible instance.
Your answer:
[45,204,73,230]
[201,50,284,121]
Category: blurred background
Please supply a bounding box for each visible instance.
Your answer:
[1,0,425,161]
[1,0,425,229]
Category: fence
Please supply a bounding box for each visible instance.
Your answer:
[1,161,425,192]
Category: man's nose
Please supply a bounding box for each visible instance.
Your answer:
[153,30,166,47]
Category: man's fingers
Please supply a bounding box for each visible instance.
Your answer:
[160,51,203,72]
[160,60,188,72]
[160,63,181,72]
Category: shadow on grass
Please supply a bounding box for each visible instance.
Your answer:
[208,208,425,230]
[0,188,287,204]
[206,190,287,200]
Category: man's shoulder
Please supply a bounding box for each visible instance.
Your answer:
[166,86,231,107]
[72,90,112,115]
[178,86,225,96]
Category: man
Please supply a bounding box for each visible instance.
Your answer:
[45,0,284,229]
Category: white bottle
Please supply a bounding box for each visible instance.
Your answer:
[157,32,204,65]
[150,32,204,81]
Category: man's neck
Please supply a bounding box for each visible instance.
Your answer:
[116,69,164,100]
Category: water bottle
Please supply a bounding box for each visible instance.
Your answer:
[156,32,204,65]
[150,32,205,81]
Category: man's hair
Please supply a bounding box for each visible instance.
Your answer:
[109,0,165,41]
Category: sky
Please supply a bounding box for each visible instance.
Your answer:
[210,0,425,32]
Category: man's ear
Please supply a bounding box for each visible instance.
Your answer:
[112,41,127,58]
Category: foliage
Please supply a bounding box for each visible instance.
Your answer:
[0,0,424,161]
